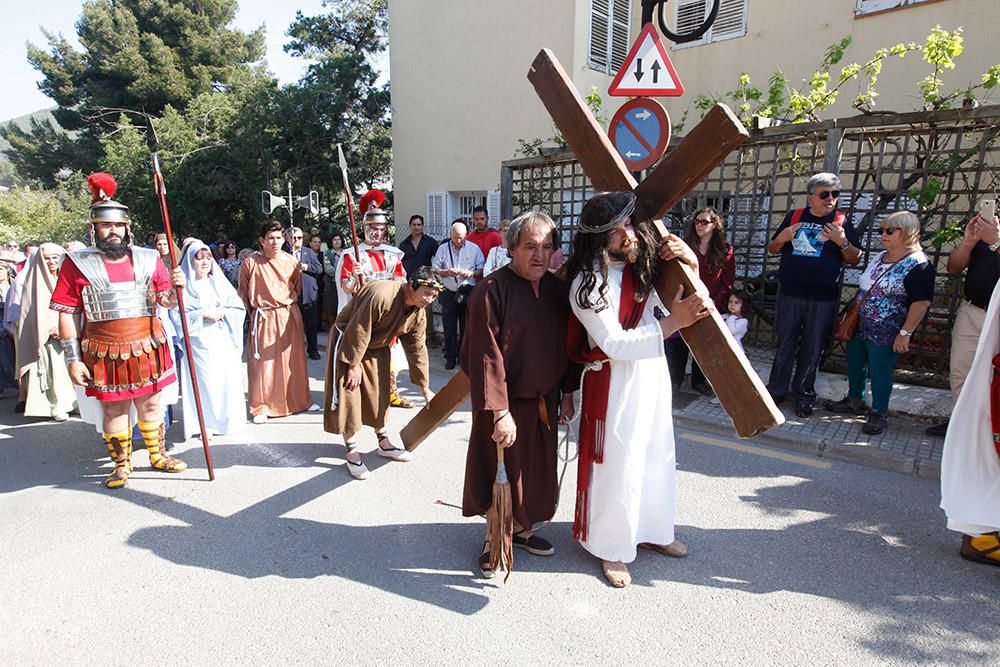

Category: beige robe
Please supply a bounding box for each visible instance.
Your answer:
[238,251,311,417]
[324,281,429,435]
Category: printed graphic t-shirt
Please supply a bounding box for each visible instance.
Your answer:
[772,208,860,302]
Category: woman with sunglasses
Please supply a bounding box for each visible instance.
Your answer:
[665,207,735,395]
[826,211,935,435]
[218,241,241,288]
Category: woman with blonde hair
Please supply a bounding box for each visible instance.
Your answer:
[826,211,935,434]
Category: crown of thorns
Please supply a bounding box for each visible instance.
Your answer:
[411,274,445,291]
[578,192,636,234]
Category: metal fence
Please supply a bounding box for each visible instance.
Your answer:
[500,105,1000,388]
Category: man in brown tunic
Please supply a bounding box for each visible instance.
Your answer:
[239,220,317,423]
[324,266,441,479]
[461,211,579,578]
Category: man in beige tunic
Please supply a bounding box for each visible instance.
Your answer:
[239,220,318,424]
[324,266,441,479]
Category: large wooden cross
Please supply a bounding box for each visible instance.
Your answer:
[401,48,783,449]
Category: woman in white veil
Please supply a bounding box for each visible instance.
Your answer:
[170,240,247,442]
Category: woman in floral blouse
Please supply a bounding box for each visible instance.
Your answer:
[826,211,935,435]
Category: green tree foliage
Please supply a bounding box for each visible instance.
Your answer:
[3,0,264,184]
[0,176,90,246]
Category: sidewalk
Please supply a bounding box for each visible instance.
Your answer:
[424,342,949,480]
[671,352,949,479]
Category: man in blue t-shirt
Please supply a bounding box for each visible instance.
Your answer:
[766,173,862,417]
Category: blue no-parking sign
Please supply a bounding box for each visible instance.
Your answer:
[609,97,671,171]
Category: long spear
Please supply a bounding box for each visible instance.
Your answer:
[337,144,364,279]
[145,116,216,481]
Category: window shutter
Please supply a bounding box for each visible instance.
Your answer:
[487,188,502,224]
[856,0,933,15]
[588,0,611,72]
[426,192,448,240]
[609,0,631,72]
[674,0,708,44]
[712,0,747,41]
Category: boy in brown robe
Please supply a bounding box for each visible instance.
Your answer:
[239,220,318,423]
[324,266,441,479]
[460,211,579,578]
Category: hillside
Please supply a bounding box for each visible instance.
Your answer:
[0,107,59,185]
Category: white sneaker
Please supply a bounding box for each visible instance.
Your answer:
[252,414,269,424]
[53,412,69,422]
[307,403,321,413]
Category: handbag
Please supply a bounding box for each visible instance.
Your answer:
[834,252,913,342]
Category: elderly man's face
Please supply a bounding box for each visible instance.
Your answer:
[365,222,387,245]
[808,184,840,216]
[287,230,304,251]
[509,224,553,283]
[5,240,19,251]
[450,225,467,247]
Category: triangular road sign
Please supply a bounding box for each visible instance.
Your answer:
[608,23,684,97]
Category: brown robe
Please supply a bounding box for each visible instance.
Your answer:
[461,266,579,528]
[238,251,312,417]
[324,281,429,435]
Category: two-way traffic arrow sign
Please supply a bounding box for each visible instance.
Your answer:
[608,23,684,97]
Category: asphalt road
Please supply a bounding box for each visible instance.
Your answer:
[1,350,997,665]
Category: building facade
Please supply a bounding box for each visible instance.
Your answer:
[389,0,998,240]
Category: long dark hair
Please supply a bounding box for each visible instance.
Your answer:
[685,207,729,274]
[564,192,661,311]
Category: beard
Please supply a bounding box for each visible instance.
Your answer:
[607,245,639,264]
[96,235,129,259]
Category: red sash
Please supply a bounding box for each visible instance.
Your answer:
[991,355,1000,459]
[566,266,648,541]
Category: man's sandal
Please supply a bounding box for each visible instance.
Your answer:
[961,533,1000,567]
[376,434,412,462]
[479,541,496,579]
[638,540,689,558]
[344,443,369,480]
[602,560,631,588]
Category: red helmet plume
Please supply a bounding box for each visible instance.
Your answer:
[359,189,386,217]
[87,172,118,204]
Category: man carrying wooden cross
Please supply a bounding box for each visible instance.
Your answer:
[565,191,712,588]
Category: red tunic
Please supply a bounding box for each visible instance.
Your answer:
[50,255,176,401]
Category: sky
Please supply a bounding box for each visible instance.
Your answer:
[0,0,344,122]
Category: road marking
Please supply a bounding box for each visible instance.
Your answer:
[679,432,832,470]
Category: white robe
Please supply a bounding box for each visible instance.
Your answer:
[172,279,247,442]
[940,279,1000,535]
[570,263,676,563]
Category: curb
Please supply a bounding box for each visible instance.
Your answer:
[674,412,941,480]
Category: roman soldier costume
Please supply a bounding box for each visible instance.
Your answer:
[335,190,413,407]
[50,172,186,488]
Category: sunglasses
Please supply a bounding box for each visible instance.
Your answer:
[694,218,714,225]
[292,235,303,240]
[816,190,841,200]
[878,227,898,235]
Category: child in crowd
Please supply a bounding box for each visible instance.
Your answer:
[711,290,751,404]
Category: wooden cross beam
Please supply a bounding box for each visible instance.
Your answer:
[527,48,782,438]
[401,47,783,450]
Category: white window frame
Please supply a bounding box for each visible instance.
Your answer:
[671,0,748,50]
[425,192,449,240]
[587,0,632,75]
[855,0,937,17]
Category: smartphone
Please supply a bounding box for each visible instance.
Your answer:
[982,198,997,222]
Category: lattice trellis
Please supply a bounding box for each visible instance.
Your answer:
[500,105,1000,387]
